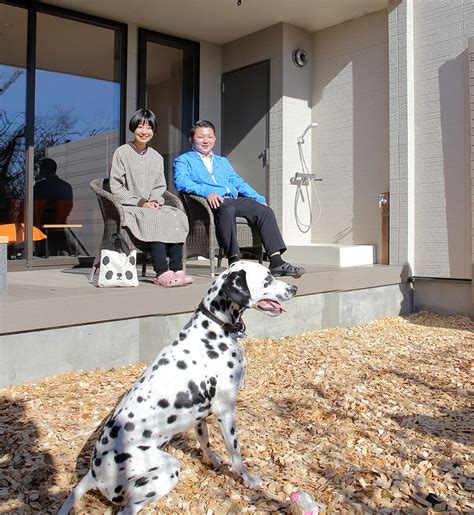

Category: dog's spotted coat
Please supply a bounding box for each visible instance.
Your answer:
[59,261,297,514]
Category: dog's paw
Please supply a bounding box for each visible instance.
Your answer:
[243,473,262,489]
[202,452,222,469]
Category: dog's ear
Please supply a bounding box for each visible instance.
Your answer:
[221,269,251,307]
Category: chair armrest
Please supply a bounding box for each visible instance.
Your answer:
[163,190,185,212]
[183,193,214,221]
[90,179,125,227]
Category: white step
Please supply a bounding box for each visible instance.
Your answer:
[284,244,375,267]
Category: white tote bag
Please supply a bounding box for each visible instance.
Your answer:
[97,233,139,287]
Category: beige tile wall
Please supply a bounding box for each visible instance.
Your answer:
[411,0,471,278]
[388,0,415,271]
[311,9,389,259]
[469,35,474,315]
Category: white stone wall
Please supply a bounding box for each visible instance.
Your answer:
[311,10,389,259]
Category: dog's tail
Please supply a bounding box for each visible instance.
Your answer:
[58,471,95,514]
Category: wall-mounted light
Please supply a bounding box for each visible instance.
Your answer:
[292,49,309,68]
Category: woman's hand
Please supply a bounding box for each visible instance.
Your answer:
[143,201,160,209]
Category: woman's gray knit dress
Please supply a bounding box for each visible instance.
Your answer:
[109,143,188,243]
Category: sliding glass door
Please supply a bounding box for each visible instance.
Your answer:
[0,3,27,260]
[0,1,126,267]
[138,29,199,191]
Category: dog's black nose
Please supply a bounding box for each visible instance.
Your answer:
[290,284,298,295]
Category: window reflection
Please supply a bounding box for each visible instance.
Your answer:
[145,42,183,189]
[0,4,27,259]
[33,12,121,259]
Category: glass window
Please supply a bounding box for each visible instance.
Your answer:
[145,42,184,188]
[138,30,199,191]
[0,3,27,260]
[33,12,121,260]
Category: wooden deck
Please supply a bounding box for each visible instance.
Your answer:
[1,260,409,335]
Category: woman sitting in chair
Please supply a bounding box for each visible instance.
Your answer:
[109,109,192,287]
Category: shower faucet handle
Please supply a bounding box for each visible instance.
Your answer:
[378,192,389,207]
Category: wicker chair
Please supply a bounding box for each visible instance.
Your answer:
[180,193,263,277]
[89,178,186,281]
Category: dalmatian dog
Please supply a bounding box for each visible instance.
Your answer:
[59,261,297,514]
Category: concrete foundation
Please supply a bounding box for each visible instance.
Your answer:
[413,278,470,316]
[1,282,412,388]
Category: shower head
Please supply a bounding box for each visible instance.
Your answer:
[298,122,318,144]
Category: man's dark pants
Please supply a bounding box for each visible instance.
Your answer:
[213,197,286,258]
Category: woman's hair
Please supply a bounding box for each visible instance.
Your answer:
[189,120,216,138]
[129,109,157,133]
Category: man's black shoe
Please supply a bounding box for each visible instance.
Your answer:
[269,262,305,278]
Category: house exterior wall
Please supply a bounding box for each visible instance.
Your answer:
[310,9,389,261]
[8,1,471,297]
[469,35,474,316]
[389,0,472,279]
[412,0,471,279]
[388,0,415,272]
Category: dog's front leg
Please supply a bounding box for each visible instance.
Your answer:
[216,407,262,489]
[195,420,222,468]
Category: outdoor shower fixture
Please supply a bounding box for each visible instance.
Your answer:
[292,122,321,184]
[297,121,318,144]
[290,122,322,233]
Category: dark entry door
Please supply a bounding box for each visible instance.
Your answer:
[222,60,269,198]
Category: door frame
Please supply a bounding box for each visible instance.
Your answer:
[221,59,270,198]
[137,29,199,152]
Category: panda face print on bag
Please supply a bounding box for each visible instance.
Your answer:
[98,250,139,287]
[102,254,136,281]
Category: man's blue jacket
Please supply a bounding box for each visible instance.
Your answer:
[173,150,265,204]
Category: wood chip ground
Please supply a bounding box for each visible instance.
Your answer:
[0,312,473,514]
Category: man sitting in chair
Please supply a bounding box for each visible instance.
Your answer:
[173,120,305,277]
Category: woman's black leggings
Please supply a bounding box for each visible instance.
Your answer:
[150,242,183,276]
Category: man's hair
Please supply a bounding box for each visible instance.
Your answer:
[129,109,157,133]
[39,158,57,177]
[190,120,216,138]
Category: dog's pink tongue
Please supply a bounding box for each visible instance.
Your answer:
[256,299,285,313]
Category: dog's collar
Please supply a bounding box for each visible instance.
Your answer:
[197,301,247,338]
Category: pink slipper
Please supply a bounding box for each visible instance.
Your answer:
[174,270,194,285]
[153,270,181,287]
